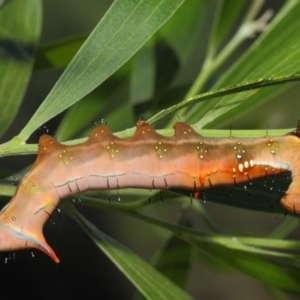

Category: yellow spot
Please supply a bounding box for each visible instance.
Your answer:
[244,161,249,168]
[159,155,163,158]
[232,168,236,173]
[238,163,243,173]
[43,199,54,208]
[250,159,254,167]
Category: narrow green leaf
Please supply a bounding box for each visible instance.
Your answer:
[199,82,293,129]
[147,74,300,124]
[54,91,107,141]
[157,0,205,63]
[55,77,128,141]
[187,0,300,126]
[130,42,155,106]
[134,215,193,300]
[135,236,192,300]
[269,217,299,239]
[210,0,246,53]
[0,183,16,198]
[195,246,300,294]
[18,0,184,141]
[151,219,192,285]
[55,59,132,141]
[65,204,194,300]
[78,195,300,258]
[0,0,41,137]
[141,216,300,260]
[34,36,86,71]
[75,195,300,295]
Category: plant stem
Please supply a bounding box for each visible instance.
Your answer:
[168,0,270,124]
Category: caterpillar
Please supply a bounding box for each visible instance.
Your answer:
[0,120,300,263]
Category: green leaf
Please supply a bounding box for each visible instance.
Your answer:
[187,0,300,127]
[55,77,129,141]
[18,0,184,141]
[151,216,193,285]
[34,36,86,71]
[209,0,246,54]
[269,217,299,239]
[76,195,300,294]
[195,245,300,294]
[147,74,300,125]
[0,0,41,138]
[65,203,194,300]
[54,91,108,141]
[78,195,300,258]
[134,232,192,300]
[157,0,205,64]
[130,42,156,107]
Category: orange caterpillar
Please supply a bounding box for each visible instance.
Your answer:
[0,121,300,263]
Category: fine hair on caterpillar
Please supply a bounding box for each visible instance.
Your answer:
[1,120,300,263]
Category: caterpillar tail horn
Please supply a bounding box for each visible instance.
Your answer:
[0,221,60,263]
